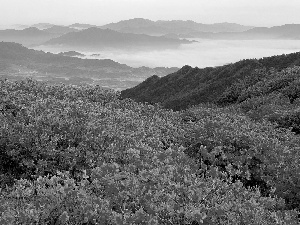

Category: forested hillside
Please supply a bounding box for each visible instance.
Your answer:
[216,66,300,134]
[121,52,300,110]
[0,78,300,224]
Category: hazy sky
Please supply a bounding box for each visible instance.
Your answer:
[1,0,299,27]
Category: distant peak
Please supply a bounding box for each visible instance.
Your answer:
[81,27,118,34]
[71,23,91,26]
[126,18,153,22]
[85,27,100,31]
[24,27,40,31]
[179,65,193,74]
[85,27,111,32]
[144,75,160,83]
[132,18,152,21]
[21,27,46,34]
[0,42,24,47]
[48,25,66,28]
[108,18,154,26]
[32,23,53,26]
[69,23,96,28]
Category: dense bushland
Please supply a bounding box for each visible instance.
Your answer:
[218,66,300,133]
[182,105,300,210]
[0,78,299,224]
[121,52,300,110]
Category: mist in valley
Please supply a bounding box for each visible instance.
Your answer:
[34,39,300,68]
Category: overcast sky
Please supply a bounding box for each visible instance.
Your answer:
[1,0,299,27]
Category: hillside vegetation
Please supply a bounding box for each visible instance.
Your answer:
[1,78,300,224]
[217,66,300,134]
[121,52,300,110]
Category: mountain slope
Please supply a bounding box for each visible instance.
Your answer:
[121,52,300,110]
[44,27,193,50]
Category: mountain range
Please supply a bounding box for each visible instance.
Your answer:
[68,23,96,30]
[32,23,57,30]
[43,27,194,50]
[1,19,300,50]
[58,51,85,57]
[0,27,60,46]
[43,25,79,35]
[168,24,300,40]
[121,52,300,110]
[100,18,254,35]
[0,42,178,89]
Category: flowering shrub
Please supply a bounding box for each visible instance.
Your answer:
[0,78,299,224]
[183,105,300,210]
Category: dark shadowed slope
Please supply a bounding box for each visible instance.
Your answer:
[44,27,194,50]
[121,52,300,110]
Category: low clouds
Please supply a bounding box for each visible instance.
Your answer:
[68,39,300,68]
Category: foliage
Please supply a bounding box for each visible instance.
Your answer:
[0,78,299,224]
[182,105,300,210]
[218,66,300,134]
[121,52,300,110]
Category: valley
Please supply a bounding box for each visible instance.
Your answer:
[0,42,178,90]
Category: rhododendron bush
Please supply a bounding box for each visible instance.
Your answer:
[0,79,299,224]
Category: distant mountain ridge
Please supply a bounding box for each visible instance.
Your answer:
[32,23,57,30]
[243,24,300,39]
[173,24,300,39]
[99,18,254,35]
[2,19,300,52]
[0,27,60,46]
[43,27,194,50]
[121,52,300,110]
[43,25,79,35]
[4,20,300,49]
[58,51,85,57]
[69,23,96,30]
